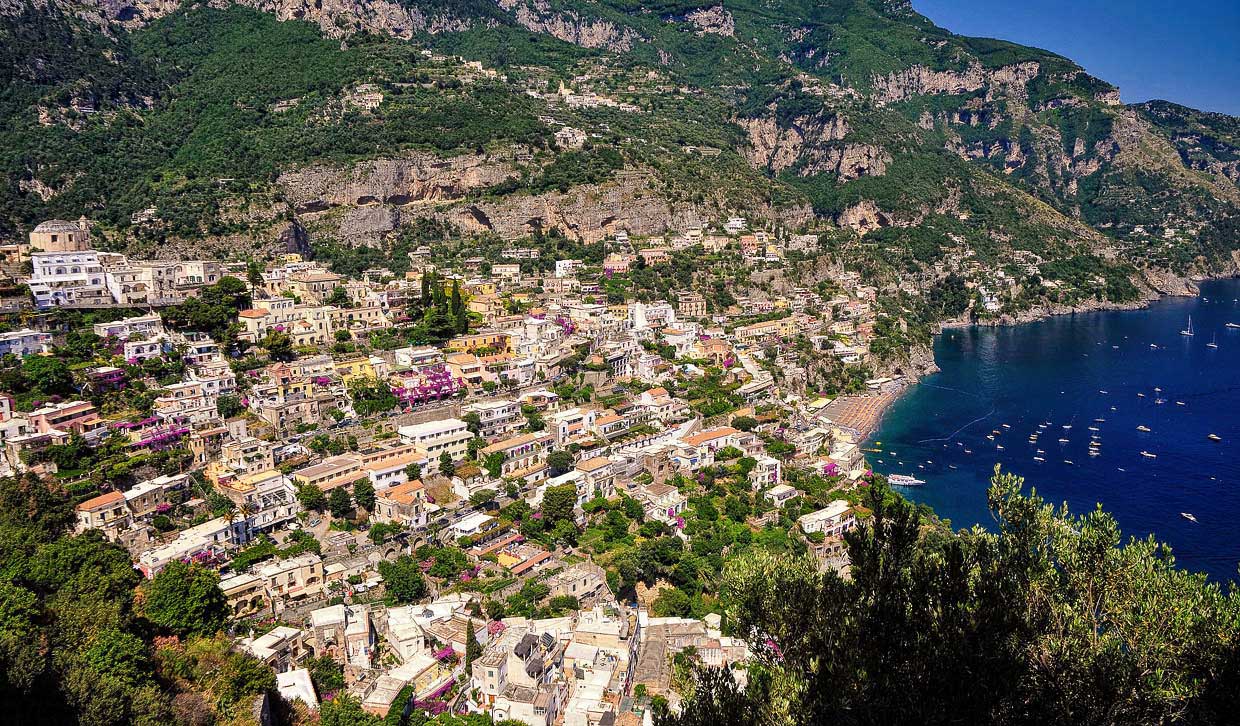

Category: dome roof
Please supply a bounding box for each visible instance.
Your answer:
[32,219,81,233]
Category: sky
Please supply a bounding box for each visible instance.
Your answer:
[914,0,1240,116]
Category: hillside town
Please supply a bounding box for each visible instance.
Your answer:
[4,214,894,724]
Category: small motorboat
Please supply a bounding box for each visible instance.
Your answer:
[1140,451,1157,459]
[1208,434,1222,442]
[1181,512,1198,523]
[1137,425,1151,433]
[1033,456,1045,462]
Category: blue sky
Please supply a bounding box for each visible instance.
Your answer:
[914,0,1240,116]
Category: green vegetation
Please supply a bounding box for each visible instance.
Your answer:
[660,468,1240,726]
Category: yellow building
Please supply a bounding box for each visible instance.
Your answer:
[447,332,511,355]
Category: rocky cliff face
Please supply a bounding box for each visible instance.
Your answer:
[92,0,637,48]
[289,162,814,245]
[445,168,813,243]
[497,0,639,51]
[740,112,889,184]
[870,62,1042,104]
[681,5,734,37]
[277,151,519,213]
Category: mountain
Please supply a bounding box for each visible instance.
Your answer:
[3,0,1239,316]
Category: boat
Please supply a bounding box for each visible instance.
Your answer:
[1155,398,1166,405]
[948,464,957,469]
[1057,438,1069,443]
[1033,456,1045,462]
[1088,426,1100,432]
[996,445,1004,450]
[1063,460,1074,465]
[1062,424,1072,430]
[1001,424,1011,429]
[1227,322,1240,329]
[1137,393,1145,398]
[1099,390,1109,394]
[1088,450,1101,457]
[1137,425,1151,432]
[963,449,972,454]
[888,474,926,487]
[1175,401,1185,406]
[1094,417,1106,422]
[1181,512,1198,523]
[986,435,994,441]
[1208,434,1222,442]
[1149,343,1159,349]
[1155,387,1162,392]
[1140,451,1157,458]
[1181,316,1194,336]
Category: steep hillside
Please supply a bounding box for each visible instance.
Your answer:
[2,0,1238,304]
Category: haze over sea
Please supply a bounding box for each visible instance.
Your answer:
[868,278,1240,581]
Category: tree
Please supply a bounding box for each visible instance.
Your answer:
[319,693,382,726]
[469,488,497,509]
[306,654,345,694]
[542,483,577,526]
[482,451,505,479]
[297,483,326,512]
[465,619,482,668]
[651,587,691,617]
[325,285,351,306]
[450,278,467,333]
[547,450,574,477]
[22,355,73,397]
[661,469,1240,726]
[404,462,422,481]
[216,394,245,419]
[328,487,354,519]
[378,556,428,604]
[353,480,376,511]
[259,330,295,361]
[140,561,227,637]
[246,259,264,286]
[439,451,455,478]
[730,415,757,432]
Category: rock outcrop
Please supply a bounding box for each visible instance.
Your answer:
[870,62,1041,104]
[277,151,519,214]
[740,113,849,174]
[682,5,734,37]
[497,0,639,50]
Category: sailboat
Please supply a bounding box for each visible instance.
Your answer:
[1226,322,1240,329]
[1181,316,1195,336]
[1207,332,1219,349]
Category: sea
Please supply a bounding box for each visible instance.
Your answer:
[867,278,1240,581]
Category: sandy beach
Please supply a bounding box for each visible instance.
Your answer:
[820,385,906,440]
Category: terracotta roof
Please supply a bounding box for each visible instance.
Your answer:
[575,456,612,473]
[380,479,424,505]
[238,309,268,318]
[76,490,125,511]
[682,427,739,447]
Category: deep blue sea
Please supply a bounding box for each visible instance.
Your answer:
[868,278,1240,581]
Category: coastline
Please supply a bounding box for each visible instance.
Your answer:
[852,271,1238,444]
